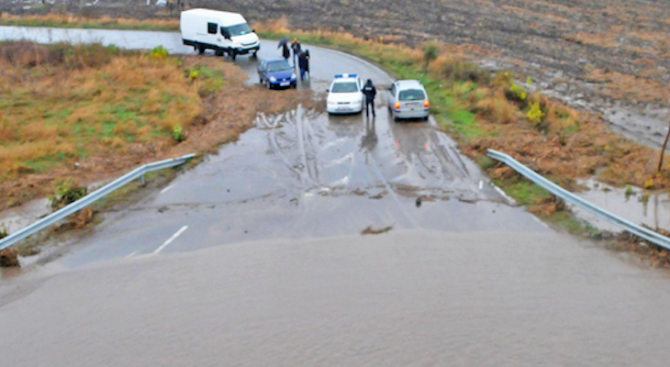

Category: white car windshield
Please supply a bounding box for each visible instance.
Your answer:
[331,82,359,93]
[399,89,426,101]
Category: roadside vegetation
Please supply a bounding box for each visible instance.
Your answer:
[0,12,179,31]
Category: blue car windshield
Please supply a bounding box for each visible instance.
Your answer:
[268,61,292,72]
[224,23,252,37]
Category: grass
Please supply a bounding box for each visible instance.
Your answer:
[0,13,180,31]
[0,41,201,177]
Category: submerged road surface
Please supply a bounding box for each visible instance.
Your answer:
[2,27,670,365]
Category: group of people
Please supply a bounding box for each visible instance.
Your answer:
[281,38,310,81]
[280,37,378,118]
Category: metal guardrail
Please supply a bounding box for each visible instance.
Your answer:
[487,149,670,251]
[0,154,196,251]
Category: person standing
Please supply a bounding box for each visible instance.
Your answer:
[298,49,310,81]
[282,42,290,63]
[291,38,302,68]
[362,79,377,117]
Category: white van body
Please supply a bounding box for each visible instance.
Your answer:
[180,8,260,59]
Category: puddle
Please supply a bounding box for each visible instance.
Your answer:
[0,198,50,235]
[571,178,670,233]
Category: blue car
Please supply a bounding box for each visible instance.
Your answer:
[257,58,297,89]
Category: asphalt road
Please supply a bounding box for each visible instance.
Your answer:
[3,27,670,366]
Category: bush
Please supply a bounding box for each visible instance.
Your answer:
[172,125,185,142]
[150,45,169,59]
[0,225,7,239]
[526,102,545,125]
[423,42,439,71]
[48,179,88,210]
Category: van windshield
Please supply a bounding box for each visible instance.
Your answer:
[223,23,252,37]
[399,89,426,101]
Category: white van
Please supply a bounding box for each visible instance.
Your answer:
[180,8,260,60]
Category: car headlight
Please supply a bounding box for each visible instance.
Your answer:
[291,73,297,79]
[269,76,277,82]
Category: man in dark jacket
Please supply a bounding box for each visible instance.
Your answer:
[291,38,302,68]
[298,50,310,81]
[282,43,290,62]
[362,79,377,117]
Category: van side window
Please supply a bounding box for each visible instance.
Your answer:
[207,22,217,35]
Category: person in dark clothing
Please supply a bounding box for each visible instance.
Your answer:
[291,38,302,68]
[282,43,290,62]
[298,50,310,81]
[362,79,377,117]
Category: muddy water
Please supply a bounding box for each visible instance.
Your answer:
[4,231,670,366]
[573,179,670,233]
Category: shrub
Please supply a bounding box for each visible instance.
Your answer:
[150,45,169,59]
[0,225,7,239]
[48,179,88,210]
[172,125,185,142]
[423,42,439,71]
[526,102,545,125]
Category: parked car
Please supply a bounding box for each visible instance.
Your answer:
[326,74,364,114]
[180,8,260,60]
[258,58,297,89]
[387,80,430,121]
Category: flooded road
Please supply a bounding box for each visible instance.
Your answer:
[2,27,670,365]
[3,231,670,366]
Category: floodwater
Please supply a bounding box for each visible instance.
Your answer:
[3,231,670,366]
[573,179,670,233]
[2,26,670,366]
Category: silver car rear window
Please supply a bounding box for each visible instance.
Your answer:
[399,89,426,101]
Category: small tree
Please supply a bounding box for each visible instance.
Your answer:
[659,119,670,172]
[423,42,438,73]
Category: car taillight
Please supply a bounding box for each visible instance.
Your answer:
[394,102,401,109]
[424,100,430,108]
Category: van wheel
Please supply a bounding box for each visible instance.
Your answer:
[231,51,237,61]
[252,52,258,59]
[197,45,205,55]
[215,49,224,57]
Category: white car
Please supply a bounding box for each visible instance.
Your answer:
[326,74,364,114]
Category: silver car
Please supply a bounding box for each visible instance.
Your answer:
[387,80,430,121]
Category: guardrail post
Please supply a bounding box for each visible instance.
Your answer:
[140,174,145,186]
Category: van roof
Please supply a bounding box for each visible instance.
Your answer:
[182,8,247,25]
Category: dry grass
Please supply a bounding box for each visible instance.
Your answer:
[0,12,179,31]
[0,42,200,178]
[0,41,319,211]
